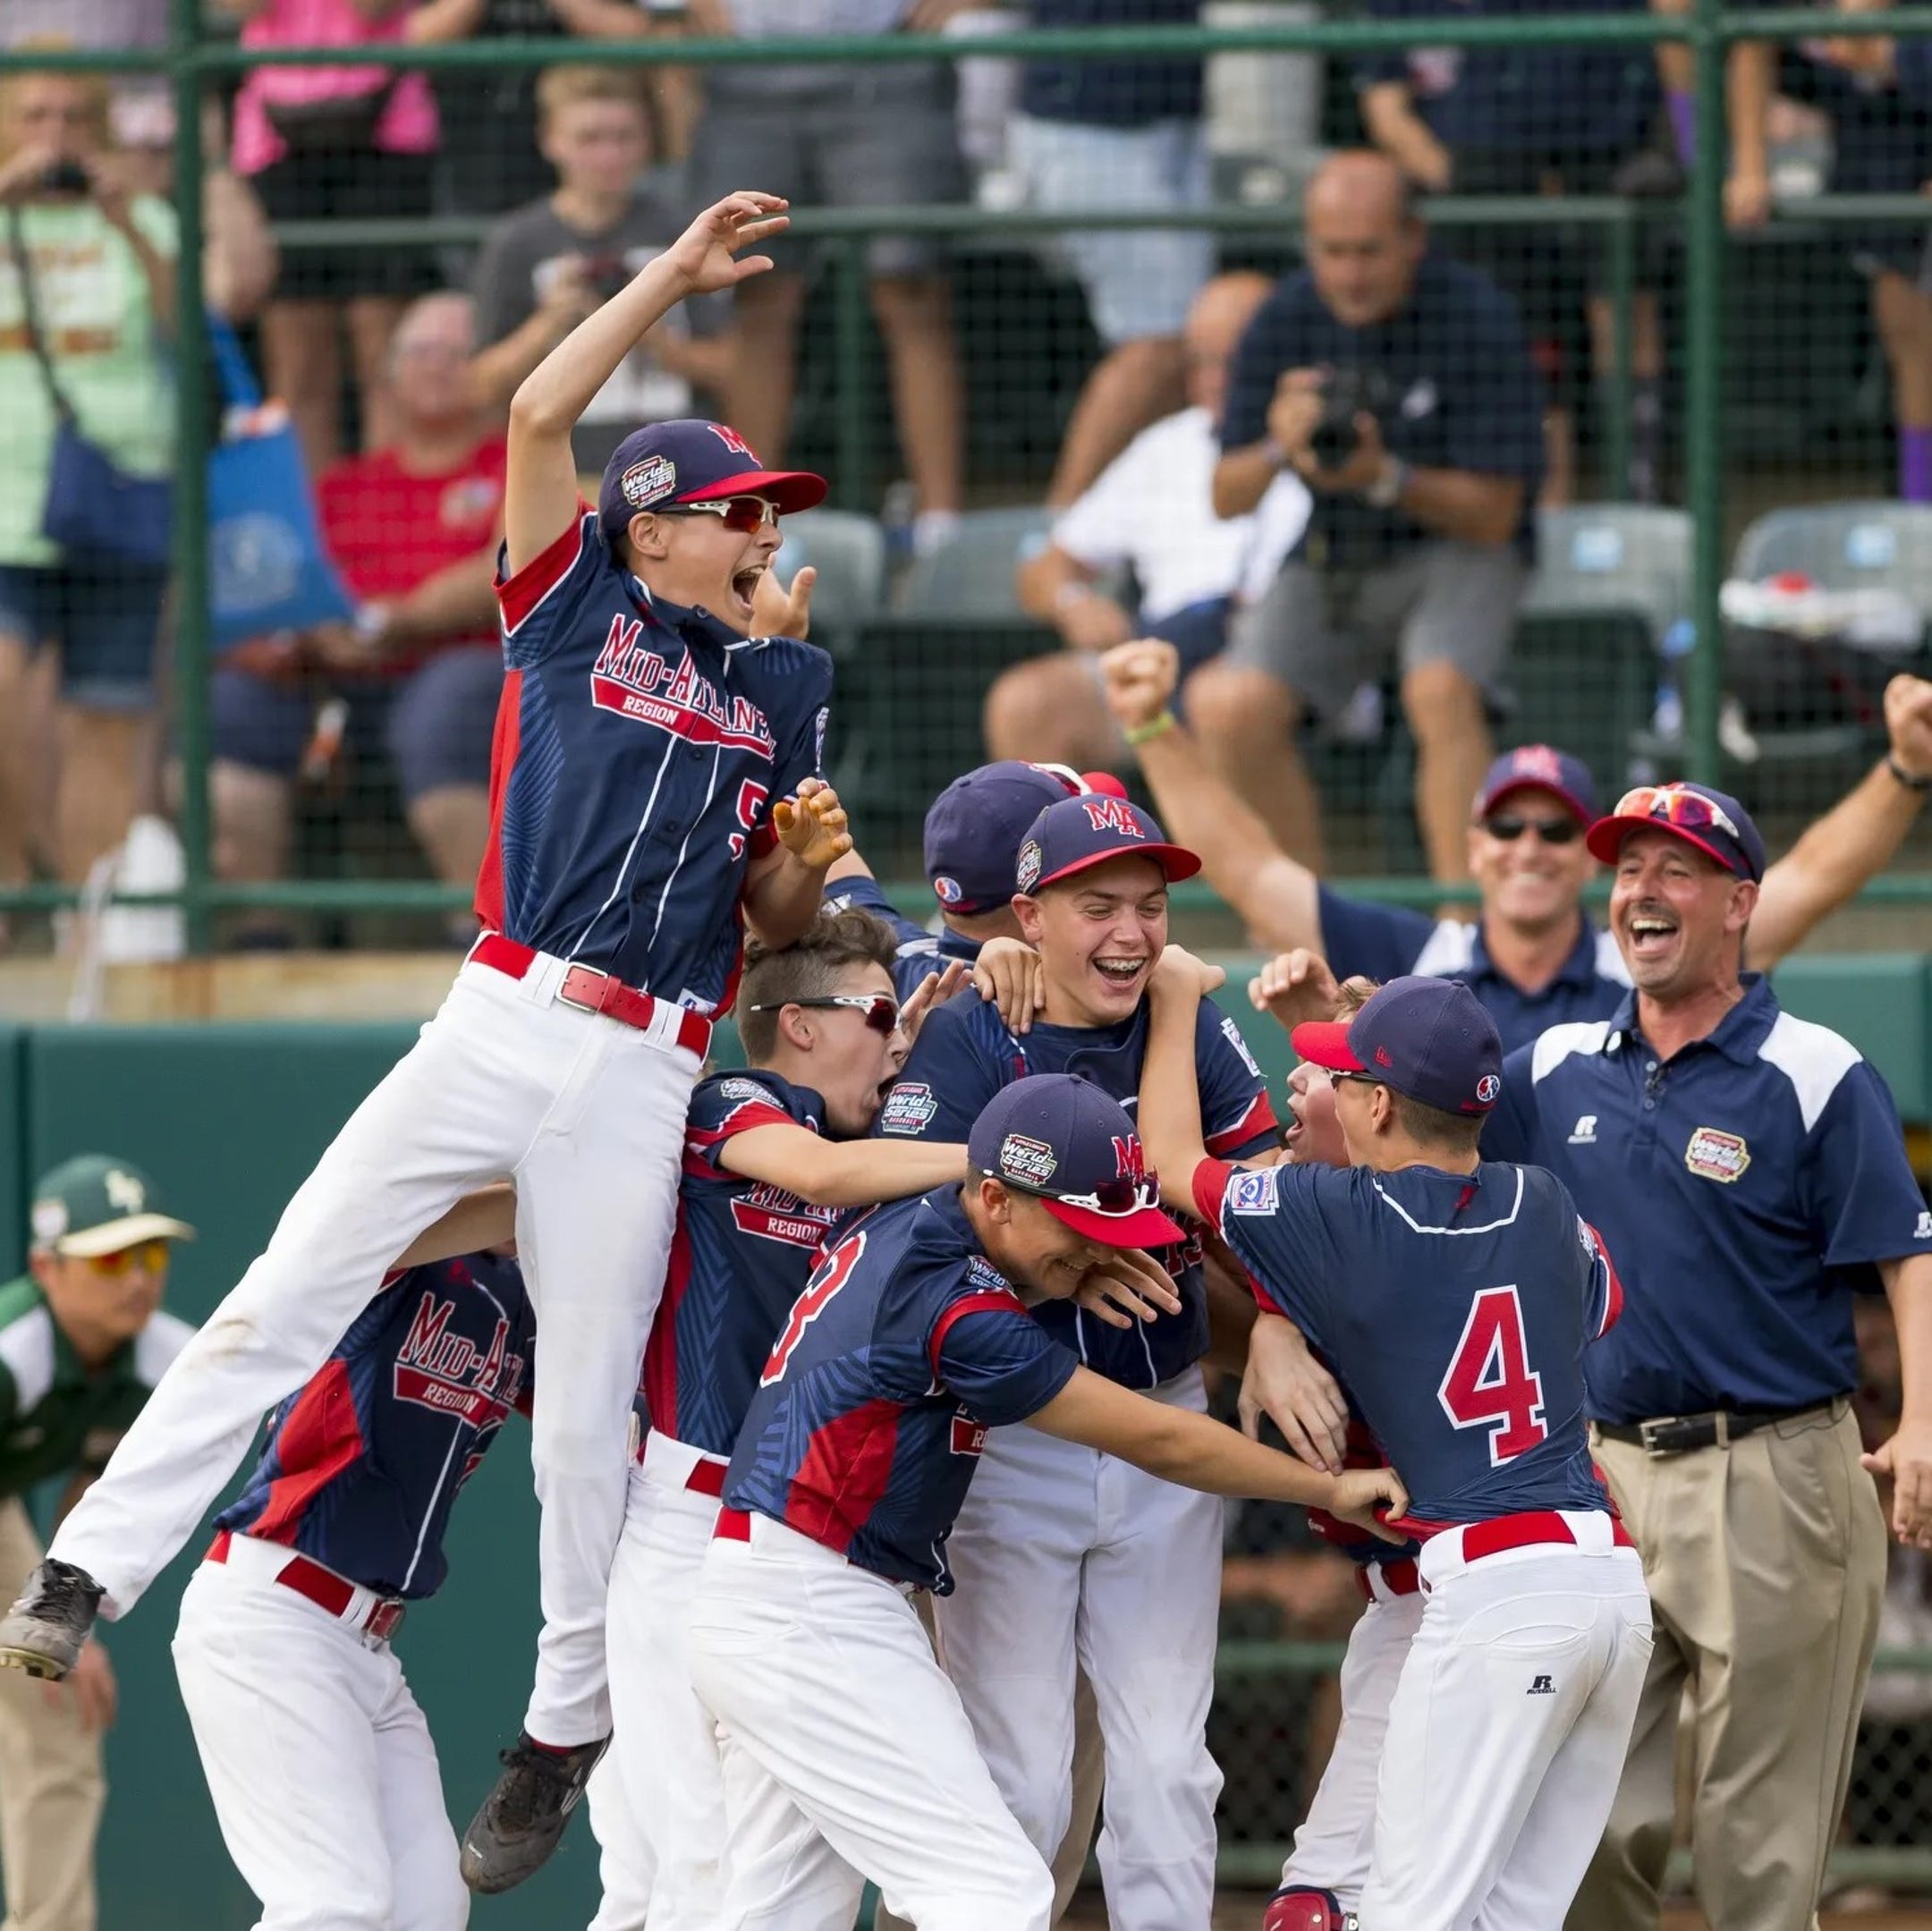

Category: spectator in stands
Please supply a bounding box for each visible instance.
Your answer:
[1731,27,1932,504]
[1354,0,1668,504]
[408,0,693,231]
[684,0,971,551]
[209,293,506,940]
[1201,150,1543,881]
[982,270,1310,771]
[1103,636,1932,1054]
[1010,0,1214,506]
[0,61,177,897]
[219,0,444,472]
[470,65,733,479]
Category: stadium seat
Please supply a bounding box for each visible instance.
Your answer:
[1733,502,1932,611]
[771,509,887,656]
[897,507,1055,619]
[1523,504,1692,646]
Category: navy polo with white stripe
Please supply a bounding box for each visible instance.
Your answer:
[1485,977,1932,1426]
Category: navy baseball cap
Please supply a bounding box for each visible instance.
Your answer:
[1292,976,1504,1117]
[1584,781,1765,882]
[1474,744,1599,824]
[923,764,1126,914]
[967,1075,1184,1248]
[597,418,826,541]
[1014,795,1201,898]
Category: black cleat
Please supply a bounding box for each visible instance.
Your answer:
[0,1559,104,1681]
[459,1731,609,1894]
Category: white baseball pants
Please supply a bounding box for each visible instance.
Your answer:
[1280,1578,1426,1907]
[934,1367,1224,1931]
[53,953,698,1745]
[686,1515,1055,1931]
[171,1546,467,1931]
[585,1738,655,1931]
[1361,1515,1653,1930]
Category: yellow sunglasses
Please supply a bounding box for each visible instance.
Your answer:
[81,1241,172,1277]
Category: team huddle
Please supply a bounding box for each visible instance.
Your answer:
[2,189,1929,1931]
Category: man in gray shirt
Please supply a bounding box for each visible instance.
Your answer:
[470,64,732,478]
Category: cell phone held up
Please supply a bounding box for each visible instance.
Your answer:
[37,159,92,199]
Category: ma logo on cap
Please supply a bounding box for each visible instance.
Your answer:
[708,424,758,459]
[1081,797,1143,839]
[1512,745,1564,784]
[1111,1133,1146,1181]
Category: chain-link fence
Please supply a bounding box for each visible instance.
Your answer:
[2,4,1932,950]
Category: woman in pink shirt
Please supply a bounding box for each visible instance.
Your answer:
[219,0,440,468]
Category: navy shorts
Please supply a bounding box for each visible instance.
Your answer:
[210,644,502,803]
[0,560,169,711]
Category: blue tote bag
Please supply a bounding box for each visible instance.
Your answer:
[206,315,353,651]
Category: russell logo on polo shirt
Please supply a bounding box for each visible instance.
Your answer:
[1684,1127,1751,1184]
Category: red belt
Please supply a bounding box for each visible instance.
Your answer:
[634,1435,727,1497]
[715,1507,752,1542]
[1357,1557,1421,1603]
[470,933,713,1059]
[208,1529,407,1641]
[1458,1510,1636,1563]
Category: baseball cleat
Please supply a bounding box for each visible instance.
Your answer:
[0,1559,104,1681]
[460,1730,609,1893]
[1262,1886,1359,1931]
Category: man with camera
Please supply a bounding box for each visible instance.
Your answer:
[1198,149,1545,883]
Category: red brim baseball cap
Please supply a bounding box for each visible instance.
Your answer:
[1015,794,1202,896]
[1038,1194,1186,1249]
[1290,1020,1362,1073]
[1292,977,1504,1116]
[678,468,827,514]
[598,419,826,537]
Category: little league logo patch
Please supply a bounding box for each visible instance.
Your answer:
[933,874,964,907]
[1476,1072,1501,1104]
[1225,1166,1280,1215]
[999,1133,1058,1189]
[619,453,678,509]
[879,1082,938,1134]
[1684,1126,1750,1183]
[1016,840,1043,893]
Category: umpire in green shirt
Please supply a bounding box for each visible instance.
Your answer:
[0,1155,194,1931]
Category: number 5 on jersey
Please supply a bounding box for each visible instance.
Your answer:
[761,1230,867,1385]
[1438,1285,1548,1466]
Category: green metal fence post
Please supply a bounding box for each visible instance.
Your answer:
[833,235,871,512]
[169,0,212,953]
[1601,207,1637,499]
[1684,0,1728,785]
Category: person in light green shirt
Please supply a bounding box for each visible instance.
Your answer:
[0,1152,195,1931]
[0,60,177,896]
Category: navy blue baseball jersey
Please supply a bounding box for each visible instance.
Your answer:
[1197,1158,1619,1525]
[877,995,1279,1386]
[481,504,835,1007]
[644,1068,841,1459]
[722,1188,1079,1589]
[1485,978,1932,1423]
[216,1254,535,1599]
[1316,890,1630,1055]
[820,873,982,1003]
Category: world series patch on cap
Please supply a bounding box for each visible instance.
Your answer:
[30,1154,196,1258]
[966,1075,1184,1249]
[597,418,826,538]
[1292,977,1504,1117]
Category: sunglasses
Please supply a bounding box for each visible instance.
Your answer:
[655,495,780,535]
[1328,1070,1382,1089]
[996,1173,1165,1216]
[745,994,900,1037]
[81,1240,171,1276]
[1484,815,1581,845]
[1612,784,1740,840]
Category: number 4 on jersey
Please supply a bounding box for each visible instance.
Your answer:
[760,1229,866,1386]
[1438,1285,1548,1466]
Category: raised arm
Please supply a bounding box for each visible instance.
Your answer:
[1134,945,1224,1194]
[504,191,788,572]
[393,1183,518,1269]
[1747,675,1932,968]
[1101,640,1321,952]
[718,1123,966,1208]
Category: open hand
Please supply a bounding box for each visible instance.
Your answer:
[751,562,814,640]
[900,960,968,1043]
[1100,638,1182,734]
[1249,949,1343,1035]
[1238,1309,1350,1472]
[1327,1466,1411,1544]
[1072,1248,1185,1330]
[771,776,852,872]
[1864,1419,1932,1548]
[665,191,790,296]
[973,936,1045,1034]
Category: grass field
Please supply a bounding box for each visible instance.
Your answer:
[1058,1899,1932,1927]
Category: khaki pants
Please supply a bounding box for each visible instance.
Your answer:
[1567,1404,1885,1931]
[0,1497,103,1931]
[872,1605,1104,1931]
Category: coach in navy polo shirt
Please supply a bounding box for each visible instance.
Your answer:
[1482,781,1932,1931]
[1199,148,1543,886]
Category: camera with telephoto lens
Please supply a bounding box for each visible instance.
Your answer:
[1309,367,1396,469]
[37,160,91,198]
